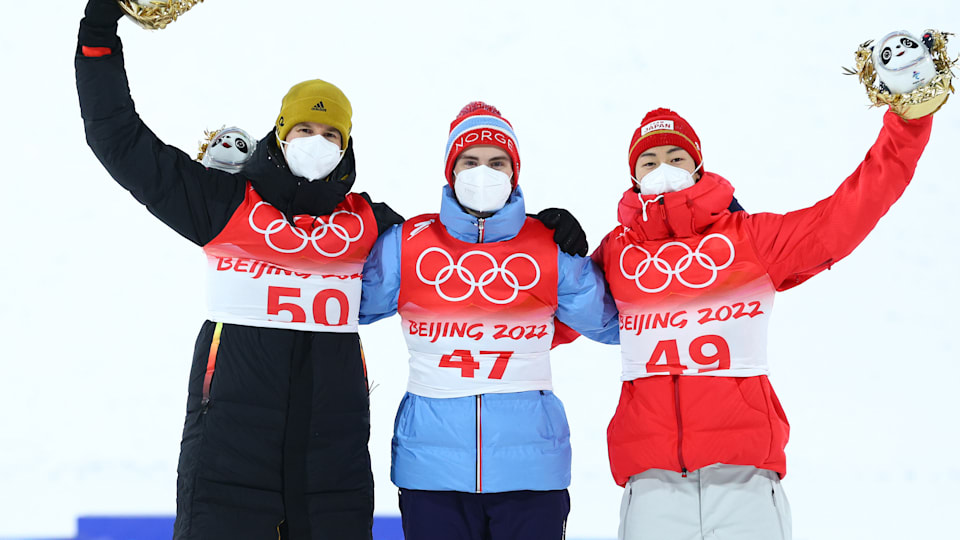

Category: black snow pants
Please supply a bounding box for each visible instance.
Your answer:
[173,321,373,540]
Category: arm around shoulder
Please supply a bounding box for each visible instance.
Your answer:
[555,252,620,345]
[357,193,404,236]
[359,223,404,324]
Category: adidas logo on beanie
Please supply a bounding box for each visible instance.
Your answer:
[275,79,352,149]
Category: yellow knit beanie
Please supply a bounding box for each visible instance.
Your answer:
[275,79,352,149]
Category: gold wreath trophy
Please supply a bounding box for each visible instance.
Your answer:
[117,0,205,30]
[845,29,956,119]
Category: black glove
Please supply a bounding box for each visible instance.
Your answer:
[530,208,588,257]
[366,198,405,237]
[79,0,124,50]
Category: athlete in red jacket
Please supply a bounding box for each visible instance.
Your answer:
[593,106,933,539]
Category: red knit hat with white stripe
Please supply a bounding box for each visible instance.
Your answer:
[628,108,702,177]
[444,102,521,187]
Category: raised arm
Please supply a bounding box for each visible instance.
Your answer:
[76,0,245,246]
[743,109,933,290]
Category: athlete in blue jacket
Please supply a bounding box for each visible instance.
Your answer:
[360,102,619,539]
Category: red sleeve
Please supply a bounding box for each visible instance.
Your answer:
[743,109,933,291]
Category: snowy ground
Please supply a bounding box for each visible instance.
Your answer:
[1,1,958,538]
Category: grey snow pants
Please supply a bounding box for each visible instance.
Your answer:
[618,464,792,540]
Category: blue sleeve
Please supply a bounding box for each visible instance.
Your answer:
[555,252,620,345]
[359,223,403,324]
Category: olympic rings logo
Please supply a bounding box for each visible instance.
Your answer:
[416,247,541,305]
[248,201,364,257]
[619,233,735,293]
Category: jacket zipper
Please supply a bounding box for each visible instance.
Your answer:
[476,218,485,493]
[659,199,677,238]
[476,395,483,493]
[673,375,688,477]
[201,322,224,414]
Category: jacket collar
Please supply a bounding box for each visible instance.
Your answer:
[439,185,527,243]
[617,172,736,241]
[242,131,355,220]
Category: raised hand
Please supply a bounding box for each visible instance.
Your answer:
[79,0,124,52]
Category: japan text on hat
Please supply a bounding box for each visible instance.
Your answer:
[275,79,352,150]
[628,108,702,176]
[444,102,521,186]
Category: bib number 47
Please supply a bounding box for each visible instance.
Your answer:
[439,350,513,379]
[646,335,730,374]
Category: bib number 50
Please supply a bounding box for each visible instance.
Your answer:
[646,335,730,374]
[267,286,349,326]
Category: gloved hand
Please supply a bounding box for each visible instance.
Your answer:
[79,0,125,50]
[369,200,404,236]
[530,208,588,257]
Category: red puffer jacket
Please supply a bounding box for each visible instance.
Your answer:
[594,110,932,486]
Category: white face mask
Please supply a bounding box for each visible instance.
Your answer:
[454,166,513,213]
[278,134,344,181]
[633,163,700,195]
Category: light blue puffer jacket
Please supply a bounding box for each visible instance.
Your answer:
[360,185,619,493]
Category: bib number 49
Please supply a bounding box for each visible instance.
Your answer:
[439,350,513,379]
[646,335,730,374]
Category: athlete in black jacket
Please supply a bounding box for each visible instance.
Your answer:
[75,2,399,539]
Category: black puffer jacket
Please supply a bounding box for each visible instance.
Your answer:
[76,27,400,540]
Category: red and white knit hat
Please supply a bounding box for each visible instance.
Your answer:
[628,108,702,177]
[444,101,521,187]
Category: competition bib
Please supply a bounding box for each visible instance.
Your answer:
[202,186,377,332]
[399,216,559,398]
[601,219,776,379]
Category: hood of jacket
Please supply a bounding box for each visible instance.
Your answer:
[439,184,527,243]
[617,172,736,241]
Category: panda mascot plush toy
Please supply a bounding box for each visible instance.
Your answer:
[872,31,939,95]
[197,127,256,173]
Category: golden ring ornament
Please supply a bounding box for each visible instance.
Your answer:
[844,30,956,119]
[118,0,205,30]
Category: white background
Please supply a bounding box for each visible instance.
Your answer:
[1,1,958,538]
